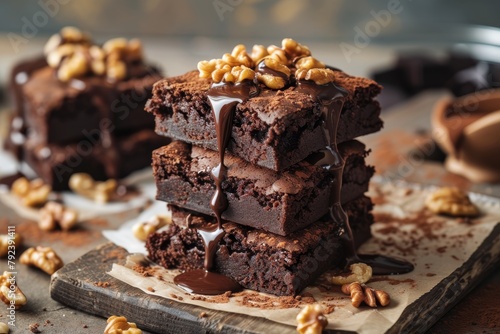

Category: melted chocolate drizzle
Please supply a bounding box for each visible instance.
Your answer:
[298,80,414,276]
[174,81,257,295]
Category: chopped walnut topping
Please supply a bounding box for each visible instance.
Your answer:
[20,246,63,275]
[44,26,92,55]
[0,271,27,309]
[425,187,480,217]
[282,38,311,60]
[197,38,319,88]
[329,263,373,285]
[11,177,51,207]
[341,282,390,308]
[255,56,291,89]
[104,315,142,334]
[44,26,143,82]
[296,304,328,334]
[39,201,79,231]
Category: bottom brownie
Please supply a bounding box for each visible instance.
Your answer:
[146,196,374,296]
[23,129,170,190]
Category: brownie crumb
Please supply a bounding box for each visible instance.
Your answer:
[147,286,155,292]
[29,323,41,333]
[94,281,111,288]
[170,293,183,301]
[83,325,88,328]
[199,312,207,318]
[132,264,152,277]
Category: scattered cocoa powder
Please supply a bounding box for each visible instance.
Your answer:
[132,264,152,277]
[102,248,127,262]
[369,276,417,288]
[16,219,100,247]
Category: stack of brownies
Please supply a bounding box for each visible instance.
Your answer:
[145,39,383,296]
[5,27,169,190]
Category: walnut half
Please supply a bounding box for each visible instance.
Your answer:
[341,282,390,308]
[0,271,27,310]
[104,315,142,334]
[20,246,63,275]
[425,187,480,217]
[11,177,51,207]
[69,173,117,203]
[39,201,79,231]
[296,304,328,334]
[329,263,372,285]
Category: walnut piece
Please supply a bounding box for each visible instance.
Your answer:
[11,177,51,207]
[69,173,117,204]
[0,234,22,258]
[0,322,9,333]
[329,263,372,285]
[39,202,79,231]
[282,38,311,60]
[256,56,291,89]
[45,27,143,82]
[425,187,480,217]
[103,38,143,81]
[296,304,328,334]
[341,282,390,308]
[132,214,171,241]
[20,246,63,275]
[295,68,336,85]
[0,271,27,310]
[104,315,142,334]
[44,26,92,55]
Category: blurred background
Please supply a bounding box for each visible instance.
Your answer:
[1,0,500,108]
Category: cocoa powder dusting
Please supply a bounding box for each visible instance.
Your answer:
[16,219,100,247]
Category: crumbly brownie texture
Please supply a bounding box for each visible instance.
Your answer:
[146,70,382,171]
[22,65,162,145]
[146,196,374,296]
[24,129,170,190]
[152,140,374,235]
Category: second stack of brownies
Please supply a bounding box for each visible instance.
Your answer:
[145,40,383,296]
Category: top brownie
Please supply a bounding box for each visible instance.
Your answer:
[146,69,382,171]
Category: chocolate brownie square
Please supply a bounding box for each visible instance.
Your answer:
[146,70,382,171]
[146,195,374,296]
[152,140,374,235]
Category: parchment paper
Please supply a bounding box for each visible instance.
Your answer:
[106,179,500,333]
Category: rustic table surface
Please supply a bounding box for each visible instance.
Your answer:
[0,38,498,333]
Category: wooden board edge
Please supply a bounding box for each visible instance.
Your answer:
[49,242,310,334]
[387,223,500,334]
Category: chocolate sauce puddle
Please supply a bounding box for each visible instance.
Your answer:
[298,80,414,276]
[174,81,257,295]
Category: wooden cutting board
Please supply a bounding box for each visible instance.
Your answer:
[50,223,500,334]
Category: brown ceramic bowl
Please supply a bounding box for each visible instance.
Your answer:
[432,89,500,183]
